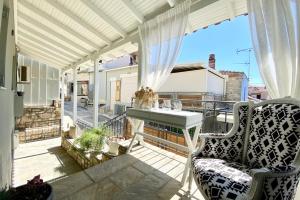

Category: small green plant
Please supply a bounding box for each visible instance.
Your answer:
[75,126,111,152]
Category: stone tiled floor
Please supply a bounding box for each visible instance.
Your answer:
[13,138,300,200]
[64,101,111,126]
[13,138,82,187]
[49,143,204,200]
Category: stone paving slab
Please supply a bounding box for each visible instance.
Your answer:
[50,171,94,200]
[50,143,205,200]
[13,138,82,187]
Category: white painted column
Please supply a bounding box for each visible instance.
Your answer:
[93,58,100,127]
[136,40,144,143]
[137,40,142,88]
[73,67,77,123]
[60,71,65,130]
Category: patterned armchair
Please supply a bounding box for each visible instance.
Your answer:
[191,98,300,200]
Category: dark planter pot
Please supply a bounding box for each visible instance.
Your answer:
[16,91,24,96]
[10,183,53,200]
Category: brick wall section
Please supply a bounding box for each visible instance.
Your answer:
[220,71,245,101]
[16,106,61,142]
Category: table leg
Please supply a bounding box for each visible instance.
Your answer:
[126,132,138,153]
[188,167,193,195]
[181,129,193,185]
[181,126,201,189]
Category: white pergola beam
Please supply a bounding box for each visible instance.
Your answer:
[18,36,74,62]
[20,50,65,68]
[167,0,176,7]
[18,23,82,58]
[120,0,144,23]
[18,43,69,65]
[107,54,117,59]
[18,30,78,61]
[64,33,139,70]
[226,0,235,20]
[64,0,220,70]
[18,11,90,55]
[19,0,100,50]
[119,49,129,55]
[80,0,126,38]
[45,0,111,45]
[13,0,18,43]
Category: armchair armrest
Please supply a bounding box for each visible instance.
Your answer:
[199,132,231,139]
[250,166,298,178]
[248,166,300,200]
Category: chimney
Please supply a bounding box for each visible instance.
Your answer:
[209,54,215,69]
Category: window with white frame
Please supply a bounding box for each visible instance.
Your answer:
[18,54,60,106]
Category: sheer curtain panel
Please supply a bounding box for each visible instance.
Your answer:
[139,0,191,91]
[248,0,300,99]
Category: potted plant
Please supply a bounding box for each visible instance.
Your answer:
[0,175,53,200]
[74,126,111,154]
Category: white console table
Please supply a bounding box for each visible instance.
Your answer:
[126,108,203,187]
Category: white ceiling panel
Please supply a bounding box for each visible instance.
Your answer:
[15,0,248,70]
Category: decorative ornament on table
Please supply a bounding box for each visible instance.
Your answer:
[134,87,158,110]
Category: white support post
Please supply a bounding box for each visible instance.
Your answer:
[137,40,142,88]
[93,58,100,127]
[136,40,144,143]
[73,67,77,123]
[60,70,65,130]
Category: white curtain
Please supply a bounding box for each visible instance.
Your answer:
[139,0,191,91]
[248,0,300,99]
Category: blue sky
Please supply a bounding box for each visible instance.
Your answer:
[178,16,263,85]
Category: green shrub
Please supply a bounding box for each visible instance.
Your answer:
[74,126,111,152]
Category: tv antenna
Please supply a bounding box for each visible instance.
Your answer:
[235,48,253,82]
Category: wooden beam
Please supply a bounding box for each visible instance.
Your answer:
[18,11,91,55]
[19,0,100,50]
[45,0,111,45]
[80,0,127,38]
[19,50,65,69]
[13,0,18,43]
[18,34,75,62]
[226,0,235,20]
[64,33,139,70]
[166,0,176,7]
[18,43,69,65]
[18,23,82,58]
[18,29,78,60]
[64,0,220,70]
[120,0,144,23]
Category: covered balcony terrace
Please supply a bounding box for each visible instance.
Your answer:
[1,0,300,200]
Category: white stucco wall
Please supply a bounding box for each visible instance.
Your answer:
[159,70,207,93]
[0,0,15,188]
[99,66,138,105]
[207,71,225,95]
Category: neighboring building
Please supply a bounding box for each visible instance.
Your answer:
[78,62,227,109]
[219,71,248,101]
[249,85,269,100]
[159,63,226,99]
[69,54,252,111]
